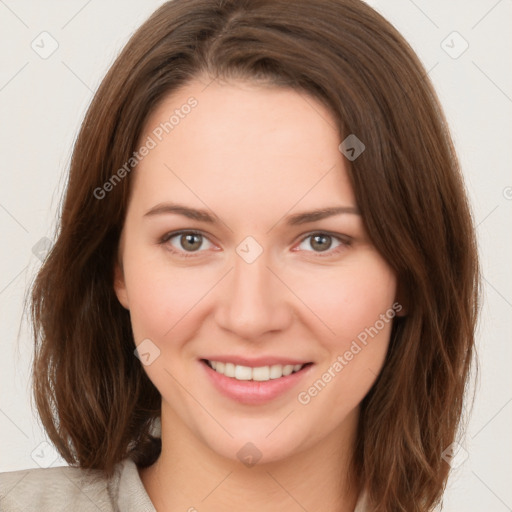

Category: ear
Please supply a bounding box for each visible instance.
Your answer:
[113,260,130,310]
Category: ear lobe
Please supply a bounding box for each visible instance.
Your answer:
[113,261,130,310]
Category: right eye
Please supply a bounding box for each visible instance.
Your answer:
[159,230,216,258]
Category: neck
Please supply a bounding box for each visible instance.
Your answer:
[139,404,361,512]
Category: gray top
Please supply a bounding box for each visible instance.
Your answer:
[0,458,368,511]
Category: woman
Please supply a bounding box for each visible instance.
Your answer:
[0,0,480,510]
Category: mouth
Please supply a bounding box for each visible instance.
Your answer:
[202,359,313,381]
[200,358,314,405]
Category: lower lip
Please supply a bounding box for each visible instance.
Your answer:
[200,360,314,405]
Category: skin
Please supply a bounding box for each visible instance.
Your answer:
[114,75,401,512]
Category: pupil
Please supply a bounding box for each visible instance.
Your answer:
[182,233,201,251]
[312,234,331,252]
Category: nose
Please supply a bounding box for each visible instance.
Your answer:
[214,248,293,341]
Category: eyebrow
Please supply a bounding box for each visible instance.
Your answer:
[143,202,360,226]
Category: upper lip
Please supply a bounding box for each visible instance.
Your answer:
[201,356,313,367]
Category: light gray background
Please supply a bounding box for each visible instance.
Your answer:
[0,1,511,510]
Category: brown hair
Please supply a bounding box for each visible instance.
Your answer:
[27,0,480,510]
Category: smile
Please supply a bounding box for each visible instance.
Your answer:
[205,359,308,381]
[200,358,314,405]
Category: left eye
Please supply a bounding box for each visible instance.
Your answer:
[296,233,347,255]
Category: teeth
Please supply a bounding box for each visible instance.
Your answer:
[269,364,283,379]
[282,364,294,376]
[224,362,236,377]
[252,366,270,381]
[235,365,252,380]
[207,360,306,381]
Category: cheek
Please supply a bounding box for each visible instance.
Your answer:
[289,253,397,349]
[293,259,396,415]
[122,250,213,343]
[123,239,396,359]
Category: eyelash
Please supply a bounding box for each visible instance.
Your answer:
[158,230,352,259]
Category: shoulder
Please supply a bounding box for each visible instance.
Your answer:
[0,457,154,512]
[354,488,369,512]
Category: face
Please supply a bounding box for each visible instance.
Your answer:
[114,77,400,464]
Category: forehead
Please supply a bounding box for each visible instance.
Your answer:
[130,78,356,214]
